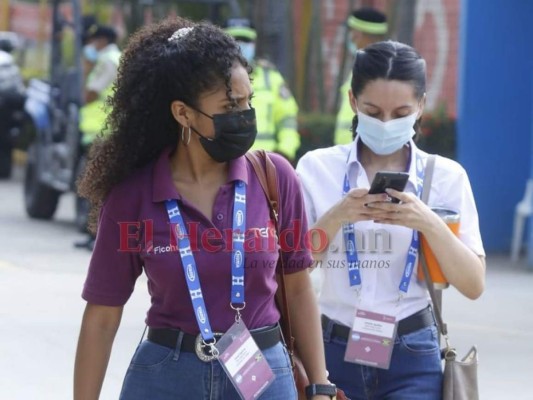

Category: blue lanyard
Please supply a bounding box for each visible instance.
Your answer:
[342,151,424,294]
[165,180,247,342]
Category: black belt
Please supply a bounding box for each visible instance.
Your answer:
[148,324,282,362]
[322,306,435,340]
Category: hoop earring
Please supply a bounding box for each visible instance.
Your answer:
[181,126,191,146]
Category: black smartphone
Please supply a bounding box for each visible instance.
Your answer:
[368,171,410,203]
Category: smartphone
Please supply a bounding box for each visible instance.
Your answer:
[368,171,410,203]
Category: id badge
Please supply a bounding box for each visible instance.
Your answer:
[344,309,397,369]
[215,321,274,400]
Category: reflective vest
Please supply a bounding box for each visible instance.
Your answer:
[80,44,121,146]
[250,60,300,160]
[334,74,355,145]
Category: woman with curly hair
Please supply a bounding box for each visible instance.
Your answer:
[73,17,334,400]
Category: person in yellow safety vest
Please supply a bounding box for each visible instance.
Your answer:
[334,8,388,145]
[225,19,300,161]
[79,24,121,146]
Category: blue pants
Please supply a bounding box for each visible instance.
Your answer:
[119,335,297,400]
[323,321,443,400]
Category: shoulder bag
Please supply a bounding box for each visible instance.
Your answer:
[420,155,479,400]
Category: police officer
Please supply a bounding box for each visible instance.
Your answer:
[225,19,300,162]
[334,8,387,145]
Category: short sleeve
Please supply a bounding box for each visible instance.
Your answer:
[455,168,485,257]
[430,156,485,257]
[270,153,314,274]
[86,59,118,94]
[295,152,319,226]
[82,203,144,306]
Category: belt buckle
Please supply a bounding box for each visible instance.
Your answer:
[194,333,222,362]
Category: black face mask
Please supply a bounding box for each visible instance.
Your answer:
[190,108,257,163]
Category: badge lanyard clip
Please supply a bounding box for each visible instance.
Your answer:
[231,302,246,322]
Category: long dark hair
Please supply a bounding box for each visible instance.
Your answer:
[78,17,248,231]
[350,40,426,137]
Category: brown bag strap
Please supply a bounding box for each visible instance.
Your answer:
[419,155,449,339]
[244,151,295,355]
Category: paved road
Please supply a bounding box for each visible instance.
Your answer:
[1,166,532,399]
[0,167,150,399]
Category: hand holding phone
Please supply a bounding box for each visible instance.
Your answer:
[368,171,409,203]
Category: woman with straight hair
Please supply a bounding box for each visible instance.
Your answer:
[297,41,485,399]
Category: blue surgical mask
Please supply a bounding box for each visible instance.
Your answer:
[83,45,99,63]
[356,110,418,155]
[238,42,256,63]
[347,41,357,56]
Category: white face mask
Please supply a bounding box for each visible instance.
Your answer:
[356,109,419,155]
[83,44,99,63]
[238,42,256,63]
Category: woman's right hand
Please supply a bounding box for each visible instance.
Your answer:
[309,188,389,260]
[330,188,390,225]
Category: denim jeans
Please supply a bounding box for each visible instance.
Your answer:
[323,319,443,400]
[119,332,297,400]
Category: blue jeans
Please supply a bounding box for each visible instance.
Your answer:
[119,333,297,400]
[323,319,443,400]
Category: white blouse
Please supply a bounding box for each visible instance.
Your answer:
[296,139,485,326]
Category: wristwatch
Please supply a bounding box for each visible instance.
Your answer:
[305,383,337,399]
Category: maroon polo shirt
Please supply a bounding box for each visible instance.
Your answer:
[82,148,312,333]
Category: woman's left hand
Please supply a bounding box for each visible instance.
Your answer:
[364,188,441,234]
[370,189,485,300]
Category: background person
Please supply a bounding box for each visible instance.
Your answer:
[74,24,121,251]
[79,24,121,146]
[334,7,387,145]
[74,17,333,400]
[297,41,485,399]
[225,18,301,162]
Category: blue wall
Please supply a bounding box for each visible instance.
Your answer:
[528,74,533,268]
[458,0,533,252]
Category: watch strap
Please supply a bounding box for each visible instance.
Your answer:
[305,383,337,398]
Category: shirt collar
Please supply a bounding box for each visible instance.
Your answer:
[347,136,421,191]
[152,148,248,203]
[100,43,119,55]
[405,139,421,191]
[152,147,180,202]
[227,155,249,185]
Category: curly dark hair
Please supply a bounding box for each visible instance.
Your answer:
[79,17,248,232]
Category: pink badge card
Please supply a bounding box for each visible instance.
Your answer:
[215,321,274,399]
[344,309,397,370]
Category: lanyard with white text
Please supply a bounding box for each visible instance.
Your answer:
[342,151,424,294]
[164,180,247,343]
